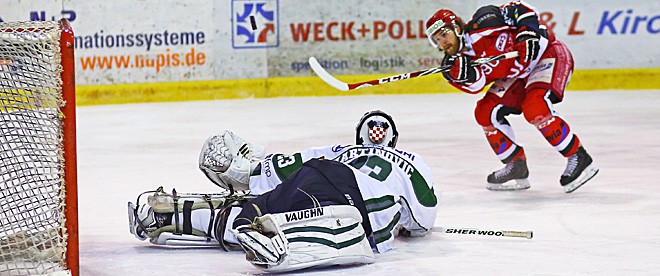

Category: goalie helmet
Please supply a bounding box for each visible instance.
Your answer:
[355,110,398,148]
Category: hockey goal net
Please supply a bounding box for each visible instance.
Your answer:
[0,19,78,276]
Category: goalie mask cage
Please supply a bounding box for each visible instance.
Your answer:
[0,19,78,276]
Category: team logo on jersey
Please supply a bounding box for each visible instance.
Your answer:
[495,33,508,52]
[232,0,279,49]
[368,120,389,144]
[332,144,349,152]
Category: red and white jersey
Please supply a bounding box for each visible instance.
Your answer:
[248,144,439,253]
[450,1,554,93]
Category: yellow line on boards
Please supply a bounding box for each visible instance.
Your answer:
[75,68,659,106]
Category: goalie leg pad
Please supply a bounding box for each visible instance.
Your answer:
[128,187,252,247]
[231,205,375,273]
[129,201,218,246]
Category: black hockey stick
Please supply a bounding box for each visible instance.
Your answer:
[309,51,518,91]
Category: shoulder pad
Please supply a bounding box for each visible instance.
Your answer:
[465,5,506,33]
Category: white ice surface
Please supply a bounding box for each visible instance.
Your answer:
[77,90,660,275]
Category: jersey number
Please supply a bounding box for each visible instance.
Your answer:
[348,156,392,182]
[349,155,437,207]
[272,153,304,180]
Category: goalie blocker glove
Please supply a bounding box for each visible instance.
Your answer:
[231,205,375,273]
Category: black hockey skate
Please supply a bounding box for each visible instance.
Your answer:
[561,147,599,193]
[486,159,530,191]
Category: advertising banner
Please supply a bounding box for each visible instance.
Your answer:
[1,0,658,87]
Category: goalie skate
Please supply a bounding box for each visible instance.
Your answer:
[486,159,531,191]
[127,201,150,241]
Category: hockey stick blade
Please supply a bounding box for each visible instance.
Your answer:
[309,52,518,91]
[309,57,350,91]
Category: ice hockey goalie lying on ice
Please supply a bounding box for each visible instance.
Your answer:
[128,110,439,273]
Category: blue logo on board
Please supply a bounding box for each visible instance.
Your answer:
[232,0,279,49]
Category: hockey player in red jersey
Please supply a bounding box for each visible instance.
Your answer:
[425,1,598,192]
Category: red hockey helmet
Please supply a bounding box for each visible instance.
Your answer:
[425,9,462,48]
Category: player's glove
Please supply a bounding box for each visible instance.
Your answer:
[514,28,541,68]
[441,54,478,84]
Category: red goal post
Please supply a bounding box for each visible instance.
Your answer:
[0,19,78,276]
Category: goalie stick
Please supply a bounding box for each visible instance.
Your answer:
[435,227,533,239]
[309,52,518,91]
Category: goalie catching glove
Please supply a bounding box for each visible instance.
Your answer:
[198,130,265,192]
[231,205,375,273]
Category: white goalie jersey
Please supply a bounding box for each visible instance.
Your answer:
[248,144,439,253]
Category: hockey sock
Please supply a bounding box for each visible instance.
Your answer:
[532,115,581,157]
[483,125,526,163]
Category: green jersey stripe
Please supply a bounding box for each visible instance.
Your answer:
[364,195,396,213]
[373,211,401,244]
